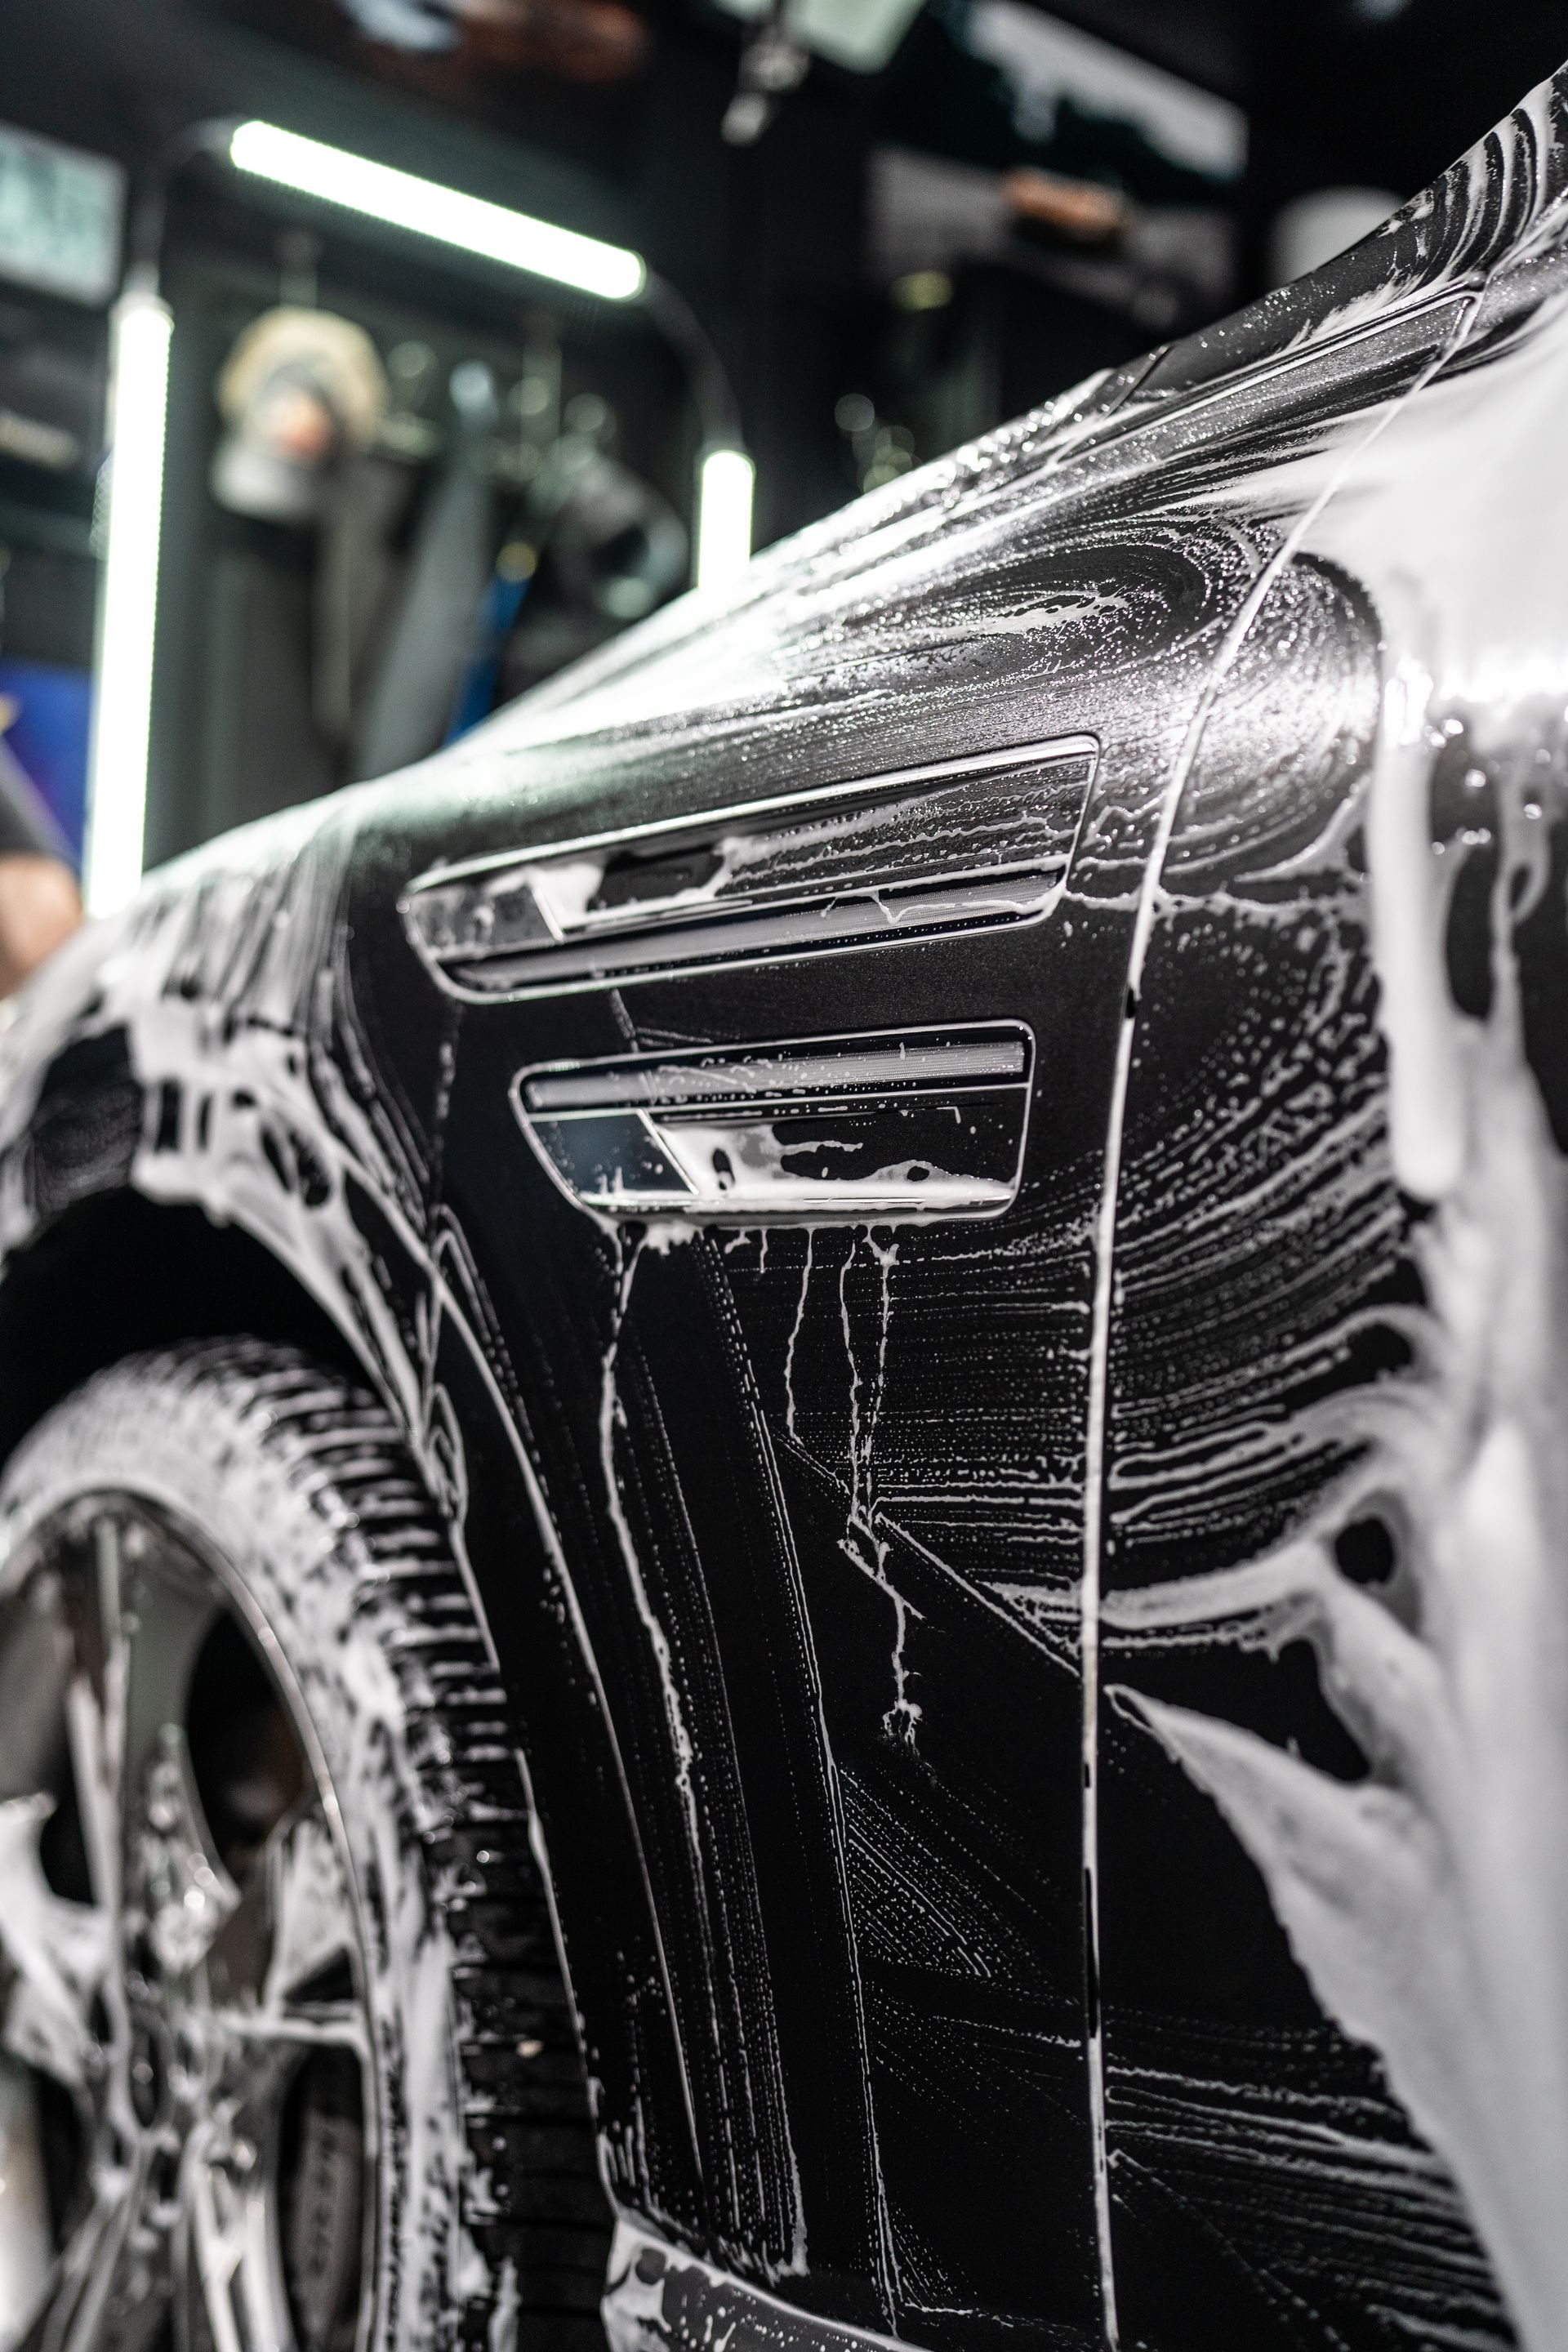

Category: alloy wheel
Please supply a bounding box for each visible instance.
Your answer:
[0,1497,373,2352]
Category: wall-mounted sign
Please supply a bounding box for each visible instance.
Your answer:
[0,126,124,306]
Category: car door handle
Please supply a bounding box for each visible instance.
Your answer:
[514,1024,1034,1223]
[400,735,1094,1002]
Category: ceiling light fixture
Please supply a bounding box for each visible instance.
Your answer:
[229,121,647,303]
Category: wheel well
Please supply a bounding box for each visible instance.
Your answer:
[0,1188,363,1467]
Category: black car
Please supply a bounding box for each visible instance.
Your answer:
[2,60,1566,2352]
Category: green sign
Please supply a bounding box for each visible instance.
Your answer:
[0,124,124,305]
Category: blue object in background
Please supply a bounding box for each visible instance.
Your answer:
[0,660,92,865]
[445,566,533,746]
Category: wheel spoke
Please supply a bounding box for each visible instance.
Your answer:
[184,2127,294,2352]
[61,1517,130,1925]
[0,1797,111,2093]
[120,1548,221,1841]
[264,1811,358,2011]
[37,2145,167,2352]
[205,1802,358,2007]
[133,1726,241,1982]
[212,2002,368,2057]
[112,1543,235,1988]
[205,1809,368,2071]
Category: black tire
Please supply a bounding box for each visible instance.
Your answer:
[0,1339,612,2352]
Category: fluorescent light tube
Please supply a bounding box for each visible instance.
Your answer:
[229,121,646,303]
[695,447,755,590]
[84,284,172,918]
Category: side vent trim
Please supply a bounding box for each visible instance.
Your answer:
[514,1024,1035,1224]
[402,737,1096,1003]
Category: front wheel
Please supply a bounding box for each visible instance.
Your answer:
[0,1342,611,2352]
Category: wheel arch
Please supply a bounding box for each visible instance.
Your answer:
[0,1185,363,1468]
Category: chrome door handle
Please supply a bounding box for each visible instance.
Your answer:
[514,1024,1034,1224]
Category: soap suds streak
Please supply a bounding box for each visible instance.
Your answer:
[783,1229,814,1443]
[834,1231,921,1745]
[599,1236,706,1914]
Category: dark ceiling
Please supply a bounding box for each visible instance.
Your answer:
[1045,0,1568,207]
[1027,0,1245,100]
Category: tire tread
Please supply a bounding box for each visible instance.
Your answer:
[20,1340,612,2352]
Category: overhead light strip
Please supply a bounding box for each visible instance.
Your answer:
[83,285,173,918]
[229,121,646,302]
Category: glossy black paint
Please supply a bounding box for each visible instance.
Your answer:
[6,62,1568,2352]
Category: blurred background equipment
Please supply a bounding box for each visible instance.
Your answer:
[0,0,1565,902]
[210,301,388,521]
[350,352,498,773]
